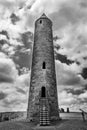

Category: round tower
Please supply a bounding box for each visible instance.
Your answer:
[27,13,60,124]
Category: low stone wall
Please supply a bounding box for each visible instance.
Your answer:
[0,111,27,122]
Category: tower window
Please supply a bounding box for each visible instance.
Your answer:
[42,62,46,69]
[41,86,46,97]
[40,20,42,24]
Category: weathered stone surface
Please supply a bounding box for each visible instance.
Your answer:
[27,14,59,121]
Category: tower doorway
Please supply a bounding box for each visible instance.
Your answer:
[41,86,46,97]
[42,62,46,69]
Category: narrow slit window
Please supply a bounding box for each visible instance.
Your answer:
[41,86,46,97]
[40,20,42,24]
[42,62,46,69]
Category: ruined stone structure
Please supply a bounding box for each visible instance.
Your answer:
[27,14,60,125]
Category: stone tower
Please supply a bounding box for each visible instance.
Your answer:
[27,14,60,125]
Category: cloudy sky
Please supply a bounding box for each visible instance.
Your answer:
[0,0,87,112]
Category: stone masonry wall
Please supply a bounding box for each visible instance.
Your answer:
[27,16,59,121]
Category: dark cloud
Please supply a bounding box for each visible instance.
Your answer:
[10,13,20,25]
[56,61,81,87]
[83,85,87,91]
[53,36,61,41]
[21,31,33,49]
[81,68,87,79]
[0,73,14,83]
[65,88,84,96]
[0,63,12,75]
[83,57,87,60]
[0,92,7,100]
[64,75,81,86]
[13,48,31,70]
[79,0,87,8]
[0,39,10,55]
[53,36,61,51]
[0,58,17,83]
[13,31,33,69]
[0,30,9,39]
[0,40,8,46]
[75,61,81,66]
[54,45,60,51]
[16,88,26,94]
[55,53,74,65]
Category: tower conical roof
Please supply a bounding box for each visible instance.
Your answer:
[40,13,48,18]
[35,13,52,24]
